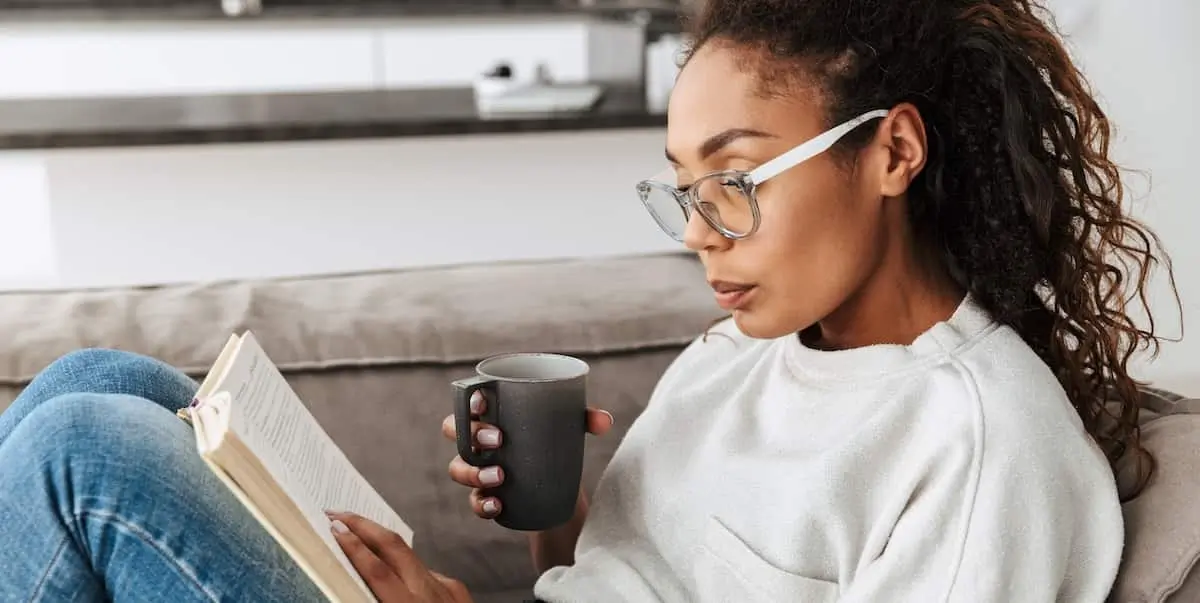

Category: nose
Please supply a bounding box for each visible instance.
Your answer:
[682,208,731,253]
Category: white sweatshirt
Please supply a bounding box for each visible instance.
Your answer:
[534,295,1123,603]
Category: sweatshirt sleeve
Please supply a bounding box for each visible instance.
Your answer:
[837,411,1123,603]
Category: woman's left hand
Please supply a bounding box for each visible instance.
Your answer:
[328,511,473,603]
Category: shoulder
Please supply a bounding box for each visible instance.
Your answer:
[941,328,1124,594]
[934,326,1118,503]
[900,324,1114,490]
[901,326,1122,533]
[955,326,1099,455]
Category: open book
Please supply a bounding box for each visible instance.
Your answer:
[183,331,413,603]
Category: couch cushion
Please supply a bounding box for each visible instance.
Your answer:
[0,252,720,387]
[1110,390,1200,603]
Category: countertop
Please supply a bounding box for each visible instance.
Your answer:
[0,83,666,150]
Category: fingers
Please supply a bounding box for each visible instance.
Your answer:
[448,456,503,519]
[440,415,504,448]
[468,389,486,415]
[442,391,488,438]
[330,512,427,589]
[469,487,502,519]
[587,407,615,436]
[329,515,411,602]
[441,389,501,449]
[448,455,504,488]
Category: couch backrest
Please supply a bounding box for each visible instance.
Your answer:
[0,253,722,406]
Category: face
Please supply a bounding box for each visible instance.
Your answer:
[664,42,922,340]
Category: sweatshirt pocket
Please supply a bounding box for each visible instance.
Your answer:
[695,516,841,603]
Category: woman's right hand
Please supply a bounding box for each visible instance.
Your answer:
[440,390,614,519]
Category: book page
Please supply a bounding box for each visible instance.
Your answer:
[214,332,413,595]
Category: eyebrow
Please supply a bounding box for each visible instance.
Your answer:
[664,127,777,164]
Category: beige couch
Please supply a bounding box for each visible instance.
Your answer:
[1,252,1197,603]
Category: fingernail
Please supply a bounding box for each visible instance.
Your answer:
[479,466,503,486]
[482,498,500,515]
[470,391,484,414]
[600,410,614,424]
[331,519,349,535]
[477,428,501,447]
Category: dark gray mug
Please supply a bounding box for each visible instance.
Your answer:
[452,353,589,531]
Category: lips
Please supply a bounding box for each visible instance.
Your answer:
[709,280,756,310]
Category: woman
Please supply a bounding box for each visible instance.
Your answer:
[0,0,1175,601]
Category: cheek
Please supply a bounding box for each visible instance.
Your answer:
[755,180,862,276]
[739,180,882,333]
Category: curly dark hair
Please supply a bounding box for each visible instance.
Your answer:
[687,0,1180,499]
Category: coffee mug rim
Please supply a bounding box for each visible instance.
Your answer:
[475,352,590,383]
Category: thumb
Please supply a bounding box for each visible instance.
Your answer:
[586,407,614,436]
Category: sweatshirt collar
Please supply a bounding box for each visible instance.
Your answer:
[783,293,997,381]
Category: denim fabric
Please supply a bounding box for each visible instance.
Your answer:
[0,349,325,602]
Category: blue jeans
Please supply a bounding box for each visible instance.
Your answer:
[0,349,325,601]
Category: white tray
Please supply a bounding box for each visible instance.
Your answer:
[474,84,605,115]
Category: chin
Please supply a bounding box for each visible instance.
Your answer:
[729,309,800,340]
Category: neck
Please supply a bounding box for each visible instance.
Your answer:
[808,227,965,352]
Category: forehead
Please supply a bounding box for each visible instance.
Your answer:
[667,43,825,160]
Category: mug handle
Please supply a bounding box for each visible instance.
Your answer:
[453,375,499,467]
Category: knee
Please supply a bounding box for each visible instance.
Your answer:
[2,392,197,505]
[44,348,163,378]
[23,349,198,414]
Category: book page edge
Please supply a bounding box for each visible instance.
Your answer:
[234,331,415,546]
[195,333,245,400]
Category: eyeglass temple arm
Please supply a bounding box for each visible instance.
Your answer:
[748,109,890,184]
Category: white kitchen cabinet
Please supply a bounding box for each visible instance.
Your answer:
[377,17,644,87]
[0,16,644,100]
[0,21,379,99]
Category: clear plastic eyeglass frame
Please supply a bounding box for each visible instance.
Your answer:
[635,109,890,241]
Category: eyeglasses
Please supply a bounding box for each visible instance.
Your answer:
[635,109,889,242]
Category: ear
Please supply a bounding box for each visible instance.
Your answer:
[876,103,927,198]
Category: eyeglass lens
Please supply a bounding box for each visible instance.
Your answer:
[637,174,755,241]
